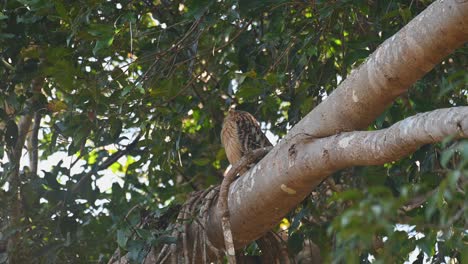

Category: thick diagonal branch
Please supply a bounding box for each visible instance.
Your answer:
[207,106,468,249]
[284,0,468,140]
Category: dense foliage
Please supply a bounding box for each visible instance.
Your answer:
[0,0,466,263]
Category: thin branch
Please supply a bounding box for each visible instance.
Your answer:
[400,189,437,213]
[0,57,14,71]
[52,132,143,213]
[71,131,143,194]
[267,37,297,74]
[152,73,199,108]
[212,20,253,55]
[28,112,41,176]
[173,20,253,69]
[9,115,32,163]
[173,166,199,191]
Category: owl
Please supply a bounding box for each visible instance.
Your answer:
[221,109,272,169]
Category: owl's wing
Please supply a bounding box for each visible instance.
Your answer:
[235,111,272,155]
[221,110,272,164]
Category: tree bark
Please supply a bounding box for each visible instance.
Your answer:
[6,78,44,263]
[286,0,468,139]
[205,0,468,250]
[6,110,33,264]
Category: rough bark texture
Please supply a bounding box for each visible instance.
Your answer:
[205,0,468,249]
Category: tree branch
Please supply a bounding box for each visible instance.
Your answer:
[400,189,437,213]
[71,132,143,194]
[51,132,144,211]
[207,106,468,249]
[6,77,44,262]
[28,112,41,176]
[282,0,468,140]
[319,107,467,167]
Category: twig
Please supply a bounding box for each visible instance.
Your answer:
[70,131,143,194]
[29,112,41,176]
[400,189,437,212]
[52,132,143,213]
[0,57,14,71]
[152,73,199,108]
[172,20,253,69]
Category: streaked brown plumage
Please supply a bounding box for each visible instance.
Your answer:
[221,109,272,168]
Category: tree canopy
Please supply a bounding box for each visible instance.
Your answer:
[0,0,466,263]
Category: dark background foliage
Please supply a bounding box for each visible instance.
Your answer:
[0,0,466,262]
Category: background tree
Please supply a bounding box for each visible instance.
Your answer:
[0,0,466,263]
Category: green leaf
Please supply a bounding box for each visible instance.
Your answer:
[53,0,69,21]
[0,108,6,120]
[185,0,214,19]
[462,246,468,264]
[87,24,115,37]
[417,232,436,256]
[154,235,177,246]
[361,166,387,186]
[239,0,287,16]
[121,86,133,97]
[117,229,129,248]
[93,36,114,56]
[44,171,61,190]
[110,119,123,140]
[127,239,146,262]
[192,157,210,166]
[330,189,363,203]
[440,148,455,168]
[237,82,264,100]
[398,6,412,23]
